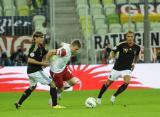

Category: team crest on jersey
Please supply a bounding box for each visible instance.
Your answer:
[123,48,128,54]
[30,52,35,57]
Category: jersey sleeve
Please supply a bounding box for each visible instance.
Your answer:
[56,48,67,57]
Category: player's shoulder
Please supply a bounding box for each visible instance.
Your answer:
[62,43,70,47]
[134,43,141,49]
[117,41,127,46]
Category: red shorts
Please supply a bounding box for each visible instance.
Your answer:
[50,67,74,89]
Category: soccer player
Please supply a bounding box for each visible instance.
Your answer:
[97,31,140,104]
[46,40,81,103]
[14,32,61,109]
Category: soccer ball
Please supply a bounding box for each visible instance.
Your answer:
[85,97,96,108]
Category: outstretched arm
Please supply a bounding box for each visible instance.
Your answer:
[109,51,116,60]
[45,49,57,61]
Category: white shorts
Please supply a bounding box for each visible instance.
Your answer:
[28,70,52,87]
[109,69,132,81]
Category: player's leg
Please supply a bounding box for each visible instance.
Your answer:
[113,75,130,97]
[50,71,65,107]
[97,80,113,104]
[97,69,120,104]
[111,70,131,104]
[49,81,58,106]
[14,76,37,109]
[67,77,80,87]
[65,68,81,88]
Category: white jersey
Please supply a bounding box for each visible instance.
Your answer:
[50,43,71,73]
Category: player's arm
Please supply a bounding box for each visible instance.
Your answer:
[132,46,141,70]
[55,48,67,57]
[109,44,120,59]
[45,49,57,61]
[131,55,139,71]
[46,48,67,61]
[109,51,115,59]
[28,57,49,67]
[133,55,139,64]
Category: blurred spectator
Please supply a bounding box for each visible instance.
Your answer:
[10,46,27,66]
[70,53,81,65]
[99,0,103,4]
[151,47,157,63]
[139,47,157,63]
[31,0,48,15]
[70,55,77,64]
[102,44,112,64]
[32,0,47,9]
[156,50,160,63]
[138,47,144,63]
[0,52,11,66]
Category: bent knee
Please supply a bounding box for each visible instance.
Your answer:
[68,77,80,86]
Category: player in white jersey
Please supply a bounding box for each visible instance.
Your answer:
[46,40,81,105]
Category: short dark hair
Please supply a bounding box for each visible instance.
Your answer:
[33,31,44,38]
[71,40,81,48]
[126,31,134,36]
[32,31,44,43]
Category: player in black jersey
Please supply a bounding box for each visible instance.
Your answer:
[97,31,141,104]
[14,32,64,109]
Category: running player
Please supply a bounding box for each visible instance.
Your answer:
[46,40,81,104]
[97,31,141,104]
[14,32,62,109]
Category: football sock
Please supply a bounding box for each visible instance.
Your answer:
[98,84,109,98]
[18,86,36,105]
[113,83,128,97]
[50,87,57,106]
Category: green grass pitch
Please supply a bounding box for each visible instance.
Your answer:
[0,90,160,117]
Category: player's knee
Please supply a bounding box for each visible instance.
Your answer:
[123,82,129,86]
[69,77,80,86]
[25,87,35,95]
[106,80,113,86]
[124,80,130,84]
[57,88,64,93]
[123,75,131,83]
[29,85,37,91]
[50,82,56,88]
[57,84,64,90]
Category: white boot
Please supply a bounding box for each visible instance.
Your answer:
[110,95,116,104]
[96,98,101,105]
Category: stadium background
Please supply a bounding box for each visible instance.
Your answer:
[0,0,160,117]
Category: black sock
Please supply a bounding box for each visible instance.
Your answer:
[18,87,35,105]
[113,83,128,97]
[98,84,109,98]
[50,87,57,106]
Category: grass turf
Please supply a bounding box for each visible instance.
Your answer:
[0,90,160,117]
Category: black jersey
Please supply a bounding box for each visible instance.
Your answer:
[113,42,140,71]
[27,44,48,74]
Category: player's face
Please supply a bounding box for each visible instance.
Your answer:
[35,36,44,45]
[126,33,134,46]
[71,45,79,53]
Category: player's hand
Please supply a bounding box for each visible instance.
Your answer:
[131,63,135,71]
[50,49,57,55]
